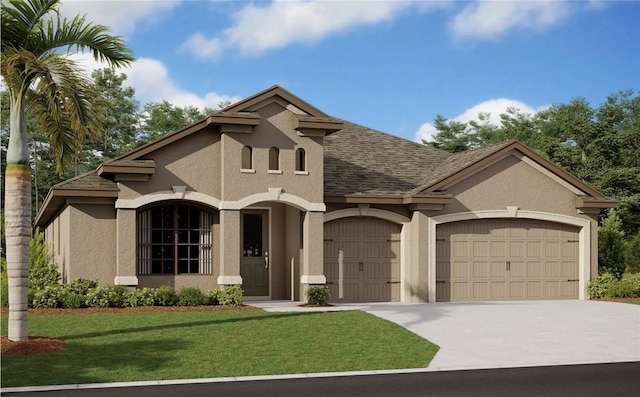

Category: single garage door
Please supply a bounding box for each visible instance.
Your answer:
[436,219,579,302]
[324,217,401,302]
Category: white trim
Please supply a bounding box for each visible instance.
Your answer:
[116,191,221,210]
[294,171,309,176]
[217,276,243,285]
[114,276,138,286]
[301,275,326,284]
[268,170,283,175]
[220,190,325,212]
[324,208,410,224]
[428,210,591,302]
[241,169,256,174]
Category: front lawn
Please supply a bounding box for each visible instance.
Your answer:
[1,309,439,387]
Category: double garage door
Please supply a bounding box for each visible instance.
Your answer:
[324,217,401,302]
[436,219,579,302]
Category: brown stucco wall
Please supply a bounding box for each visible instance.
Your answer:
[221,102,324,203]
[118,130,221,200]
[67,204,117,285]
[441,155,586,217]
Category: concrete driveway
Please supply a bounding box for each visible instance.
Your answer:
[255,300,640,371]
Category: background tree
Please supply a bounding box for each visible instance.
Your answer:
[1,0,133,341]
[424,90,640,273]
[138,101,214,144]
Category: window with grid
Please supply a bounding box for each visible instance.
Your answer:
[137,205,213,275]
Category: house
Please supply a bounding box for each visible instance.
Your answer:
[35,86,617,303]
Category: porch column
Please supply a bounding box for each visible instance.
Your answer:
[218,209,242,286]
[410,210,429,302]
[115,208,138,286]
[300,210,325,302]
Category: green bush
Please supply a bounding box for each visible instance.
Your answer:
[31,284,67,308]
[154,285,178,306]
[598,209,628,279]
[68,278,99,296]
[63,292,84,309]
[85,285,129,308]
[206,289,220,305]
[128,288,157,307]
[177,287,206,306]
[28,229,60,291]
[1,273,8,308]
[307,285,330,305]
[219,285,243,306]
[605,275,640,298]
[587,273,618,299]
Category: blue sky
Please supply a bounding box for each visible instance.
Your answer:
[59,0,640,142]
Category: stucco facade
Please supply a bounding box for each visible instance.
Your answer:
[36,86,617,303]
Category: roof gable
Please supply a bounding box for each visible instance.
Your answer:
[221,85,329,117]
[413,140,611,201]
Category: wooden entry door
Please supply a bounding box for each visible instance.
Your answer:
[241,210,269,296]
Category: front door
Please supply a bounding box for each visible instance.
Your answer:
[240,210,269,296]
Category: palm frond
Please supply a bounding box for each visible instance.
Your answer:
[1,0,59,52]
[25,53,103,173]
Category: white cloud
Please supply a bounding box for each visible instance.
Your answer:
[450,1,571,39]
[58,0,180,36]
[414,98,543,143]
[67,53,240,110]
[181,0,447,59]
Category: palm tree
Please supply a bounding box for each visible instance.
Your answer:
[1,0,133,341]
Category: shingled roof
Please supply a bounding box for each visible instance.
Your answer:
[323,122,451,197]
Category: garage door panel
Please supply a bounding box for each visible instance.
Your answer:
[452,261,469,278]
[473,241,489,257]
[437,219,579,302]
[324,217,401,302]
[452,282,469,300]
[452,241,469,258]
[526,262,542,277]
[473,261,489,278]
[545,262,560,277]
[527,282,542,298]
[491,282,506,299]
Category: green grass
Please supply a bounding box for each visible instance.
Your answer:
[1,310,439,387]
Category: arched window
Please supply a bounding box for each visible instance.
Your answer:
[295,148,306,172]
[241,146,253,170]
[137,205,214,275]
[269,147,280,171]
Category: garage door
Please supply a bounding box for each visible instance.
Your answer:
[324,217,401,302]
[436,219,579,302]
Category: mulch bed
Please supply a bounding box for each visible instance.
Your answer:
[600,297,640,303]
[0,305,260,356]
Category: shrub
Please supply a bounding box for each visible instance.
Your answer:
[63,292,84,309]
[68,278,99,296]
[219,285,243,306]
[1,274,8,308]
[307,285,330,305]
[206,289,220,305]
[28,229,60,291]
[31,285,67,308]
[605,276,640,298]
[128,288,157,307]
[85,285,129,308]
[587,273,618,299]
[598,209,627,279]
[177,287,206,306]
[155,285,178,306]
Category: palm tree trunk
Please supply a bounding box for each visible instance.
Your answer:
[6,93,32,342]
